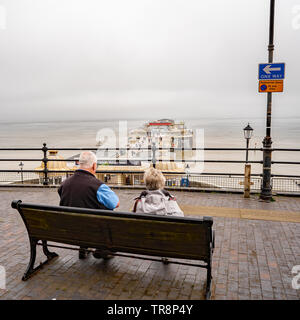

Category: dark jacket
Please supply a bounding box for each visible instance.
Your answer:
[58,169,108,210]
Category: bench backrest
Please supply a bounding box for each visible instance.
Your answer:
[12,200,213,262]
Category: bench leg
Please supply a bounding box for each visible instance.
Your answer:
[42,240,59,260]
[22,239,58,281]
[22,238,38,281]
[161,257,169,264]
[205,264,212,300]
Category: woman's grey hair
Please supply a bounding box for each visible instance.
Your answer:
[79,151,97,169]
[144,167,166,190]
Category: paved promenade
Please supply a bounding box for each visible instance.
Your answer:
[0,187,299,300]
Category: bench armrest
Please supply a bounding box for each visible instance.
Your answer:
[11,200,22,209]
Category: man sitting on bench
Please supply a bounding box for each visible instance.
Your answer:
[58,151,120,259]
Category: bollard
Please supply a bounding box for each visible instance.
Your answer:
[244,164,251,198]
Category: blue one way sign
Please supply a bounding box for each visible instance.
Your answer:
[258,63,285,80]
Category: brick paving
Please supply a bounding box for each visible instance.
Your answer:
[0,187,299,300]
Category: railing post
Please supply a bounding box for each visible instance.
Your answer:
[151,142,157,168]
[21,167,23,184]
[42,143,49,185]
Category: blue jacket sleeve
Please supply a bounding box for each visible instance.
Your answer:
[96,184,119,210]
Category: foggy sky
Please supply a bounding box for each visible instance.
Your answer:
[0,0,299,122]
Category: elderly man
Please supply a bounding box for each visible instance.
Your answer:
[58,151,119,259]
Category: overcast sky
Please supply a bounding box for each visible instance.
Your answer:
[0,0,299,122]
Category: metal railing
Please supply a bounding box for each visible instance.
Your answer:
[0,143,300,194]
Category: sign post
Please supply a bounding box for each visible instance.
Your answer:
[260,0,276,201]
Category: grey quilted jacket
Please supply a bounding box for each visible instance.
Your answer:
[133,189,184,217]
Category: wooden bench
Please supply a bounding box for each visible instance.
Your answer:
[11,199,215,299]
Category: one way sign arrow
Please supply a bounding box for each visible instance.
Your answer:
[263,65,281,74]
[259,63,285,80]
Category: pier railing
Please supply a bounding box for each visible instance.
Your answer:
[0,143,300,195]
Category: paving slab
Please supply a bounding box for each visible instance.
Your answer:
[0,187,299,300]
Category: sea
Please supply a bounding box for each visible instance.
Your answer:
[0,117,299,176]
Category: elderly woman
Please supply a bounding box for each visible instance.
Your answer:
[133,167,184,216]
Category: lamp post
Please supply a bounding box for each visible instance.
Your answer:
[19,161,24,184]
[185,163,190,187]
[152,142,157,168]
[242,124,253,198]
[260,0,275,201]
[243,123,253,163]
[185,164,190,179]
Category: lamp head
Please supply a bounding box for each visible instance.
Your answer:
[243,123,253,139]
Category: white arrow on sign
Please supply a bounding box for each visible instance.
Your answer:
[263,65,281,74]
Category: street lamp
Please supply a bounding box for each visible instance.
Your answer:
[243,123,253,163]
[19,161,24,184]
[185,163,190,178]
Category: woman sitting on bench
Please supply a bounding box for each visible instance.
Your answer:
[132,167,184,217]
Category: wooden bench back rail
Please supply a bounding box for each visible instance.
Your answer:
[11,200,214,299]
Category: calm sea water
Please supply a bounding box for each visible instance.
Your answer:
[0,117,299,175]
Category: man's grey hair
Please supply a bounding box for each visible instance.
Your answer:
[79,151,97,169]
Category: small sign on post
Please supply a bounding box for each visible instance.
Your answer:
[258,63,285,80]
[259,80,283,93]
